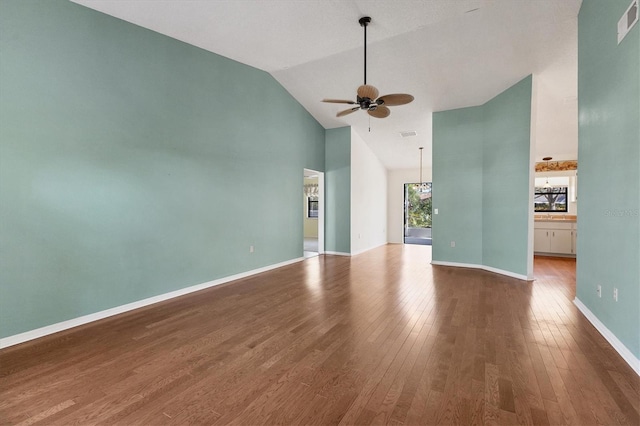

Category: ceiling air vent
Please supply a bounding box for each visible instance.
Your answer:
[400,131,417,138]
[618,0,638,44]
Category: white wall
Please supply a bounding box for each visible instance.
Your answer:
[387,167,432,244]
[532,37,578,163]
[350,128,388,255]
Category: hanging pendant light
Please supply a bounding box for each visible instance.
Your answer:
[415,147,429,193]
[304,183,318,197]
[543,156,553,188]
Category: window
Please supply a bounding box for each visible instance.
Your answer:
[307,197,318,218]
[534,187,568,212]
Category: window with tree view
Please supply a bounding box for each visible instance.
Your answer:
[534,187,568,212]
[405,184,432,226]
[308,197,318,218]
[404,183,432,245]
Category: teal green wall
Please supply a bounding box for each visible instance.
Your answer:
[577,0,639,358]
[432,76,532,277]
[0,0,325,338]
[324,127,351,254]
[482,77,532,274]
[432,107,484,265]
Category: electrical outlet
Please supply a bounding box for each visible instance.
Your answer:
[597,285,602,298]
[249,245,254,253]
[450,241,455,248]
[434,208,439,214]
[613,288,618,302]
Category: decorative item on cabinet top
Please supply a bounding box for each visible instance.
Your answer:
[535,159,577,172]
[534,214,577,221]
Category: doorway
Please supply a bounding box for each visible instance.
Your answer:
[532,169,578,277]
[404,182,432,245]
[303,169,324,258]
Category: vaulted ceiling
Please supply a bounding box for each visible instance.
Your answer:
[71,0,581,170]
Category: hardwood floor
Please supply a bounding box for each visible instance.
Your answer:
[1,245,638,425]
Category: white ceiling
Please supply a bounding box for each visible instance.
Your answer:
[71,0,581,170]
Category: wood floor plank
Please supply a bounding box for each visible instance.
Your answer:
[543,398,567,426]
[537,345,583,425]
[484,362,501,425]
[523,331,557,403]
[403,335,439,424]
[609,370,640,415]
[1,248,637,425]
[336,296,431,424]
[421,390,444,425]
[388,323,437,424]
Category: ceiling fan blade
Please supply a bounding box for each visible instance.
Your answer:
[322,99,357,104]
[337,107,360,117]
[368,106,390,118]
[357,84,379,100]
[376,94,414,106]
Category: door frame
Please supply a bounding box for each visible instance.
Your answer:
[304,168,324,254]
[403,182,433,244]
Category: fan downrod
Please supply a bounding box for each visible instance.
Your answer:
[359,16,371,84]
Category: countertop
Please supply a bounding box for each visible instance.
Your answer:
[534,215,577,223]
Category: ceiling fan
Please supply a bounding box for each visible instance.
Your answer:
[322,16,414,119]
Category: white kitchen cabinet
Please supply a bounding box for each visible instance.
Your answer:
[534,229,551,252]
[534,221,576,255]
[549,229,573,254]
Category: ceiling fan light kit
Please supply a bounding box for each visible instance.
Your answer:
[322,16,414,119]
[358,84,379,101]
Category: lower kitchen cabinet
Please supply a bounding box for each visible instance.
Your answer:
[534,221,576,255]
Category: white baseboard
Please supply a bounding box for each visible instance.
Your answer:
[534,252,576,258]
[0,257,304,349]
[573,298,640,376]
[324,251,351,256]
[350,242,387,256]
[430,260,529,281]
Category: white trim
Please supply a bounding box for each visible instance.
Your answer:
[350,242,387,256]
[430,260,529,281]
[573,298,640,376]
[0,257,304,349]
[304,168,324,254]
[317,172,325,254]
[324,251,351,257]
[527,75,538,281]
[533,252,576,258]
